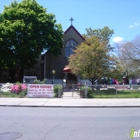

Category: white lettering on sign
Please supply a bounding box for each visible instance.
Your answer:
[27,84,54,98]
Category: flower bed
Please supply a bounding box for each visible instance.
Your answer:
[11,84,27,94]
[0,82,27,98]
[1,83,13,93]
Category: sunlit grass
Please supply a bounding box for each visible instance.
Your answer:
[88,90,140,98]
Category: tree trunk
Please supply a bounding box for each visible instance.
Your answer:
[89,77,99,90]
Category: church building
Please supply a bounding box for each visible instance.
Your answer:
[39,18,85,84]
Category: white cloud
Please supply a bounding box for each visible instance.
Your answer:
[128,22,140,28]
[112,36,123,43]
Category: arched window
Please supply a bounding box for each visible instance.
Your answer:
[65,39,78,57]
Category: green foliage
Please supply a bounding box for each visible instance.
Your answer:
[19,90,26,98]
[53,85,63,97]
[16,81,21,84]
[69,26,114,85]
[33,78,47,84]
[83,26,114,48]
[3,92,11,96]
[80,86,92,91]
[0,89,27,98]
[68,36,114,85]
[80,86,85,90]
[87,91,93,98]
[87,89,140,98]
[0,0,63,69]
[80,86,92,98]
[86,87,93,98]
[0,92,19,97]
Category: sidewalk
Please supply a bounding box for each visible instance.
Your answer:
[0,98,140,107]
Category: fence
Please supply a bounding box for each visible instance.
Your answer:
[0,83,140,98]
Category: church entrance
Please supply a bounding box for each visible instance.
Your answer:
[66,73,77,84]
[63,66,77,85]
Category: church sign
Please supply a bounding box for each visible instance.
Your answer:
[27,84,54,98]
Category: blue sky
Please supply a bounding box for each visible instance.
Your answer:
[0,0,140,44]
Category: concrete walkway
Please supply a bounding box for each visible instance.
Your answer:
[62,91,80,98]
[0,98,140,107]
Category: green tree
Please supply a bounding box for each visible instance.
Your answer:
[83,26,114,44]
[68,27,114,85]
[0,0,63,81]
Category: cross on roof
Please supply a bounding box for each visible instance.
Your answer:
[70,17,74,25]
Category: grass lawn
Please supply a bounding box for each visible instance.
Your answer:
[88,89,140,98]
[1,89,140,98]
[0,92,26,98]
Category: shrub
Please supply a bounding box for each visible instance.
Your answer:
[19,90,27,98]
[3,92,11,96]
[1,83,13,93]
[80,86,92,98]
[80,86,85,91]
[86,87,93,98]
[54,85,63,97]
[87,87,92,93]
[11,83,27,94]
[0,92,18,97]
[33,78,47,84]
[87,92,94,98]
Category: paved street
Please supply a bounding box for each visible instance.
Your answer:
[0,107,140,140]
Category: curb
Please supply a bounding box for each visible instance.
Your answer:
[0,105,140,108]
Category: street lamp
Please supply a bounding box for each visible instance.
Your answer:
[63,79,66,88]
[52,69,56,84]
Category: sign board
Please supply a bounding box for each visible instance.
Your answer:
[27,84,54,98]
[23,76,37,84]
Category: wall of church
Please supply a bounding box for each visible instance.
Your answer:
[44,26,85,82]
[45,49,66,80]
[63,28,84,45]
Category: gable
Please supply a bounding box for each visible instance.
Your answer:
[63,25,85,45]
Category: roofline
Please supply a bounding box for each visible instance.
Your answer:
[64,25,85,41]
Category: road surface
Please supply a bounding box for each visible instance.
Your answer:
[0,107,139,140]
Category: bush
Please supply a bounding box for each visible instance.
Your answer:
[80,86,92,98]
[19,90,27,98]
[80,86,85,91]
[54,85,63,97]
[86,87,93,98]
[0,92,19,97]
[33,78,47,84]
[3,92,11,96]
[1,83,13,93]
[11,83,27,94]
[87,87,92,93]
